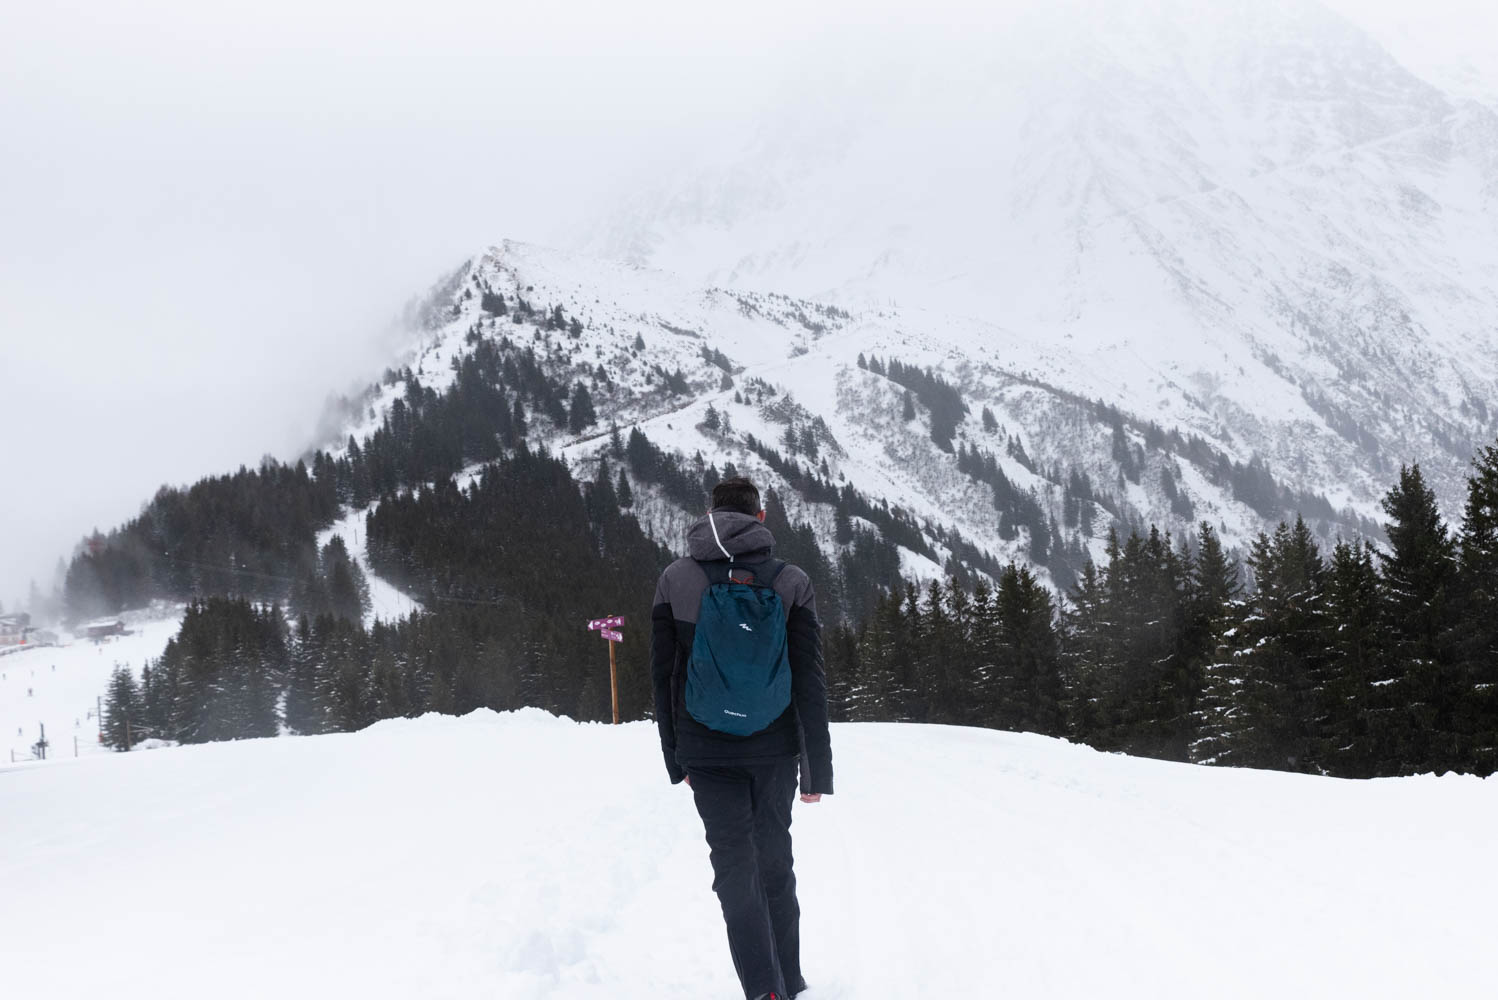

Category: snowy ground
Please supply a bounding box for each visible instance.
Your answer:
[2,711,1493,999]
[0,606,183,764]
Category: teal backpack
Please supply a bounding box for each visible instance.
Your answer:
[685,558,791,736]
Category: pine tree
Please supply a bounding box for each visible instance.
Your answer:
[242,635,279,739]
[913,580,956,723]
[964,577,1001,727]
[834,498,853,546]
[1456,442,1498,773]
[993,563,1064,736]
[1061,557,1111,744]
[102,664,142,750]
[799,425,819,459]
[285,615,323,735]
[1075,528,1193,759]
[321,536,369,625]
[847,585,895,720]
[568,383,597,433]
[1376,464,1463,774]
[590,458,618,520]
[1217,519,1327,771]
[1179,524,1241,762]
[139,660,172,738]
[616,469,634,509]
[825,623,859,721]
[1319,539,1383,777]
[901,390,916,422]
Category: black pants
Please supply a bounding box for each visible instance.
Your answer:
[686,759,805,1000]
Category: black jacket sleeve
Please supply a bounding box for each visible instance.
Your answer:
[787,577,833,795]
[650,576,686,784]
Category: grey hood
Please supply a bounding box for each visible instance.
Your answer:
[686,510,776,562]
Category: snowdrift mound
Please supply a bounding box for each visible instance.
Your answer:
[2,713,1492,999]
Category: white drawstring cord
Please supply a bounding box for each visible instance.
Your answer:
[707,511,734,562]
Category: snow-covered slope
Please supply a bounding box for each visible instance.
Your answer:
[317,509,423,626]
[3,711,1493,998]
[578,0,1498,529]
[1,605,183,764]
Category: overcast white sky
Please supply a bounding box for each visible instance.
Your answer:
[1,0,1493,611]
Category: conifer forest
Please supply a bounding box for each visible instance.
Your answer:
[80,320,1498,781]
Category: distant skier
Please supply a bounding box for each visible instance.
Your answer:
[651,477,834,1000]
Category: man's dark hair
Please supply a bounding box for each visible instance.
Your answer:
[711,477,762,515]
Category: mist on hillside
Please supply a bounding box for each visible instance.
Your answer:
[2,0,1494,609]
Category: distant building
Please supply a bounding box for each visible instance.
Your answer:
[0,612,31,647]
[77,619,125,641]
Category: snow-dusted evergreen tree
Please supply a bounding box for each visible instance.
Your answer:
[366,638,408,721]
[992,563,1063,737]
[1078,527,1195,760]
[824,623,859,722]
[1456,443,1498,772]
[1062,557,1112,744]
[568,382,596,433]
[1375,464,1463,774]
[1318,539,1383,777]
[1186,524,1241,655]
[1206,518,1326,771]
[295,536,370,626]
[851,584,911,722]
[283,615,323,735]
[316,617,371,734]
[913,579,958,724]
[139,660,172,740]
[965,577,1002,726]
[1186,525,1245,765]
[102,664,142,751]
[159,599,287,744]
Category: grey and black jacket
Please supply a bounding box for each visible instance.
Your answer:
[650,510,834,795]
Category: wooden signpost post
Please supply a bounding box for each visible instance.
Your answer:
[587,615,626,724]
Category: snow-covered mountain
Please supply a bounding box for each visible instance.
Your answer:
[575,0,1498,543]
[5,709,1494,998]
[378,236,1379,593]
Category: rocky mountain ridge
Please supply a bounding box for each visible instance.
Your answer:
[572,0,1498,556]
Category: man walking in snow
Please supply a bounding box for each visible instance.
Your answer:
[651,477,834,1000]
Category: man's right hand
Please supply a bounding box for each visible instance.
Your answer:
[800,793,821,803]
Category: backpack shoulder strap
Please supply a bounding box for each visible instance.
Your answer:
[695,557,785,588]
[696,559,734,587]
[757,558,788,587]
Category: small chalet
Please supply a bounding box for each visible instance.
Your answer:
[78,619,126,641]
[0,612,31,647]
